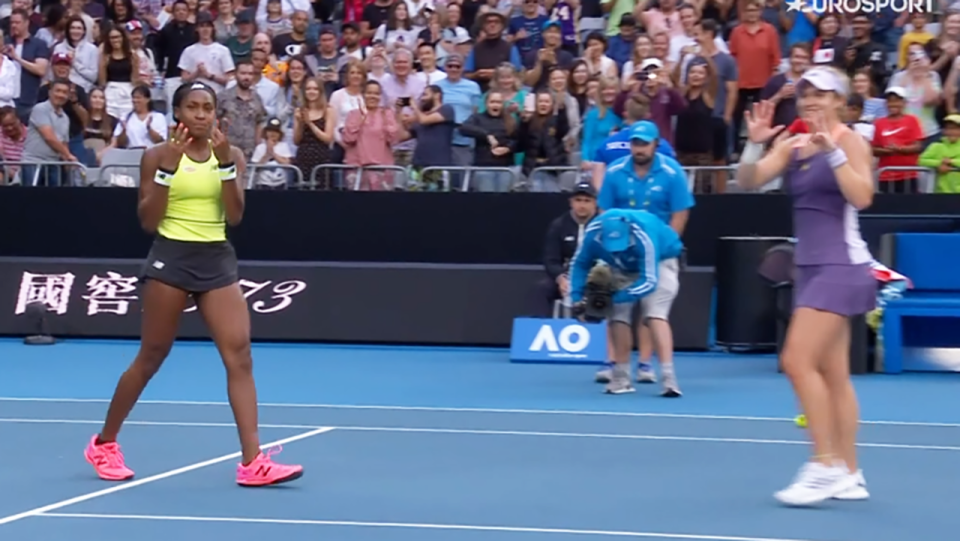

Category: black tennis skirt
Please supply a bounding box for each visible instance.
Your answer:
[140,236,239,294]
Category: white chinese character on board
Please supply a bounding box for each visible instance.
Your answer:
[15,272,76,315]
[82,272,139,315]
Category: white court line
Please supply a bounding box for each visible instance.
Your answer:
[1,418,958,452]
[0,427,335,527]
[37,512,829,541]
[1,397,958,428]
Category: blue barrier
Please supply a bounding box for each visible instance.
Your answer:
[882,233,960,373]
[509,318,608,364]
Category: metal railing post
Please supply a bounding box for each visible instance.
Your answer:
[246,164,304,189]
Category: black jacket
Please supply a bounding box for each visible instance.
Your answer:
[518,116,566,175]
[543,210,598,280]
[458,112,515,167]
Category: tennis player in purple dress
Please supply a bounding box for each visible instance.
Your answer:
[736,67,876,507]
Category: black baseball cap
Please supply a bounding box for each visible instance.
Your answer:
[572,181,597,198]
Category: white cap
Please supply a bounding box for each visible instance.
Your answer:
[884,86,908,99]
[797,67,848,97]
[639,58,663,71]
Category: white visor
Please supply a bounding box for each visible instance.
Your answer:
[797,68,848,97]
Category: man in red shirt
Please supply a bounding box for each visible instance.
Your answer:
[871,87,923,194]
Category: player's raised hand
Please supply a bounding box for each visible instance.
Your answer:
[211,119,232,163]
[745,100,784,144]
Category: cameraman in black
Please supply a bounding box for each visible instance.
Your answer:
[538,182,600,317]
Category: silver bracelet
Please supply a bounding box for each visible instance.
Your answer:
[826,148,848,169]
[740,141,764,164]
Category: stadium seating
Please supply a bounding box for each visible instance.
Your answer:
[881,233,960,373]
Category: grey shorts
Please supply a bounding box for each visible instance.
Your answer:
[610,258,681,325]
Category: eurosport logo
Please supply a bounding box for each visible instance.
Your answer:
[785,0,933,13]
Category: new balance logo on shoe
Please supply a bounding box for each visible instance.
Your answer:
[256,465,272,477]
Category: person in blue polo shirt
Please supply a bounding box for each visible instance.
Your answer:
[590,102,677,385]
[591,94,675,187]
[593,120,694,396]
[569,209,684,396]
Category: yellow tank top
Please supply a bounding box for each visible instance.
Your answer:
[156,149,225,243]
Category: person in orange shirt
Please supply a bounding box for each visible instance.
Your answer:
[728,0,780,153]
[872,86,924,194]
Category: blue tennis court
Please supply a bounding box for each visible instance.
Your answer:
[0,339,958,541]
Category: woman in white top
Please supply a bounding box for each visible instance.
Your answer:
[435,3,469,67]
[111,85,168,148]
[329,59,368,150]
[373,2,422,57]
[582,32,618,80]
[52,16,99,92]
[99,23,140,119]
[620,34,653,88]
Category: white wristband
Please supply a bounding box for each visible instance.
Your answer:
[153,168,175,187]
[740,141,764,164]
[826,148,848,169]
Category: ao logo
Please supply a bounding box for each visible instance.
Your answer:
[529,324,590,353]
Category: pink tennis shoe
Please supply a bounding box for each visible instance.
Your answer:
[236,446,304,486]
[84,435,135,481]
[85,436,303,486]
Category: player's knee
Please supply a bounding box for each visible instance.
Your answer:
[779,348,812,381]
[134,342,172,376]
[223,340,253,375]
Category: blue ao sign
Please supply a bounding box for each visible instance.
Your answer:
[509,318,608,364]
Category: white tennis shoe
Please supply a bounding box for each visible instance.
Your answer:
[775,461,860,507]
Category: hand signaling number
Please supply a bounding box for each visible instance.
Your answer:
[211,119,232,162]
[809,111,837,152]
[744,100,784,144]
[169,122,192,153]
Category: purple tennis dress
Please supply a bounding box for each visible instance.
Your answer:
[785,148,877,317]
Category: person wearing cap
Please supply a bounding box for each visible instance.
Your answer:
[568,208,684,396]
[541,181,600,316]
[595,120,692,393]
[606,14,637,71]
[738,67,876,506]
[872,86,923,193]
[435,53,482,170]
[39,52,91,165]
[592,94,675,187]
[521,20,575,90]
[507,0,549,57]
[225,9,256,64]
[250,117,294,188]
[178,11,236,93]
[465,11,522,93]
[918,113,960,194]
[918,113,960,193]
[125,20,158,87]
[338,22,371,64]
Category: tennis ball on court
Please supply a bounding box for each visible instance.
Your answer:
[795,414,807,428]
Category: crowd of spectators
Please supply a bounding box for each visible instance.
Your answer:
[1,0,959,192]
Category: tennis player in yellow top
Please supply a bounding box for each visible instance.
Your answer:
[83,82,304,487]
